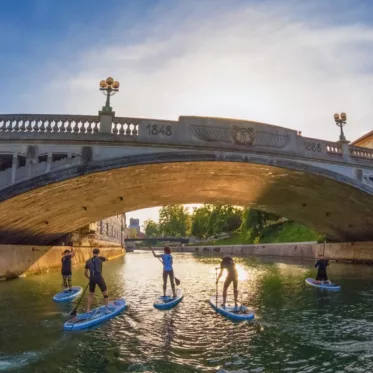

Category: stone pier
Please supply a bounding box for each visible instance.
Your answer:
[0,245,124,279]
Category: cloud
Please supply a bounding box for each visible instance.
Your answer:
[7,0,373,143]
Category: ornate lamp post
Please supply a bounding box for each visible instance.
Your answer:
[99,77,120,112]
[334,112,347,142]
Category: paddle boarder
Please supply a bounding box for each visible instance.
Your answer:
[151,247,177,298]
[61,248,75,292]
[314,254,331,284]
[84,248,110,313]
[216,256,239,309]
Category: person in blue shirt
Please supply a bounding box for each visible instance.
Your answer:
[152,247,177,298]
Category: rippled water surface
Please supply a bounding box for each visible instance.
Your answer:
[2,251,373,372]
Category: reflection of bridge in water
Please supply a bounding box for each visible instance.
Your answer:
[1,80,373,244]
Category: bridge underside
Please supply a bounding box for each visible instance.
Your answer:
[0,160,372,244]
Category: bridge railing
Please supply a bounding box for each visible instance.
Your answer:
[0,114,172,137]
[0,114,101,133]
[349,145,373,160]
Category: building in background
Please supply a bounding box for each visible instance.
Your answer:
[66,214,126,248]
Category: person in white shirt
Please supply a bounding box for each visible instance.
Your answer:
[152,246,177,298]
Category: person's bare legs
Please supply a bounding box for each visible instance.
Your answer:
[103,290,109,313]
[170,271,176,297]
[163,271,167,297]
[233,280,238,308]
[87,292,94,313]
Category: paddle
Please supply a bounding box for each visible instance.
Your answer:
[70,282,89,316]
[215,267,219,306]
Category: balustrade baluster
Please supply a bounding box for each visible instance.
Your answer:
[73,121,79,133]
[39,120,45,132]
[0,121,5,132]
[52,121,59,132]
[19,120,26,132]
[14,120,20,132]
[60,120,66,132]
[119,123,125,135]
[6,120,13,131]
[25,120,31,132]
[113,123,119,134]
[132,123,138,136]
[126,123,131,135]
[93,122,99,133]
[87,121,93,133]
[46,121,52,132]
[66,121,72,132]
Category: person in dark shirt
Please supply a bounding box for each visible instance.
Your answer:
[216,256,239,309]
[314,254,331,284]
[84,248,109,313]
[61,248,75,292]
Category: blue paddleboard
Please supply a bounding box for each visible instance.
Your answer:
[305,278,341,291]
[154,289,183,310]
[63,299,127,331]
[53,286,83,303]
[209,296,254,321]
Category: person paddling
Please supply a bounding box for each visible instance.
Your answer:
[314,254,331,284]
[84,248,110,313]
[61,248,75,292]
[216,256,238,309]
[152,247,177,298]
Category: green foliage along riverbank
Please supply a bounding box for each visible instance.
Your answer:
[199,221,323,246]
[143,204,324,245]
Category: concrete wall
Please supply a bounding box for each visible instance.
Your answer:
[168,241,373,263]
[0,245,124,279]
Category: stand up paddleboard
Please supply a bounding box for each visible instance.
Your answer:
[154,289,183,310]
[63,299,126,331]
[53,286,83,303]
[305,278,341,291]
[209,296,254,321]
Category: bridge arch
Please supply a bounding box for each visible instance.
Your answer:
[0,151,372,244]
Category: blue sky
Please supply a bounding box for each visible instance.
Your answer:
[1,0,373,225]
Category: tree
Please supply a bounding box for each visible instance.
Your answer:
[158,205,189,237]
[240,208,280,242]
[144,219,159,237]
[191,205,211,238]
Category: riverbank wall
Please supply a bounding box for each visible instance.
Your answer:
[154,241,373,264]
[0,244,125,279]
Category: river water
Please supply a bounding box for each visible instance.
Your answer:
[1,251,373,373]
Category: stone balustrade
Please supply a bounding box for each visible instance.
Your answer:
[0,114,101,134]
[349,145,373,159]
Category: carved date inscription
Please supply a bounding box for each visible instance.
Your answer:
[146,124,172,136]
[304,141,321,152]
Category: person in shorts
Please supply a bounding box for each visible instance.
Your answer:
[61,248,75,292]
[152,246,177,298]
[84,248,109,313]
[216,256,238,309]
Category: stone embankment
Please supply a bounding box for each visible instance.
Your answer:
[0,245,124,279]
[161,241,373,264]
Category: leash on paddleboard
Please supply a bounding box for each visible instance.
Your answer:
[70,282,89,316]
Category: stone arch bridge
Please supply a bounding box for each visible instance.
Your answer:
[0,111,373,244]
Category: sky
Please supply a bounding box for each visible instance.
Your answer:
[1,0,373,225]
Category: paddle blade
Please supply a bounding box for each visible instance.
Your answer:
[175,278,181,286]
